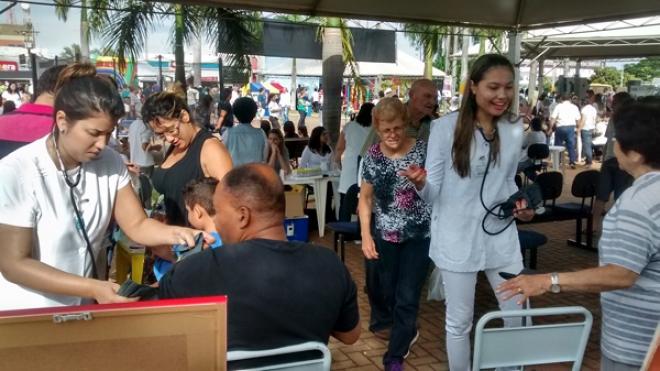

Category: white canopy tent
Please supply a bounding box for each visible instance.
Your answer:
[169,0,660,30]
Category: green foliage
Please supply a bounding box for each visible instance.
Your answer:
[60,43,81,62]
[624,57,660,83]
[589,67,633,90]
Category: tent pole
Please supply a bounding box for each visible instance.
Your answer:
[508,30,521,114]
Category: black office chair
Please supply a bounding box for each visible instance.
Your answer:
[518,229,548,269]
[554,170,600,250]
[326,184,360,262]
[523,143,550,184]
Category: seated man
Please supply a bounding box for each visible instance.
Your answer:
[159,163,360,350]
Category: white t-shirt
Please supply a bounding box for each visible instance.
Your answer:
[279,92,290,107]
[339,122,371,193]
[551,101,581,127]
[128,119,155,167]
[0,136,130,310]
[2,90,22,108]
[187,88,199,106]
[580,104,598,131]
[300,146,333,169]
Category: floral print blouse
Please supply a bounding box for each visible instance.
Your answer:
[362,140,431,243]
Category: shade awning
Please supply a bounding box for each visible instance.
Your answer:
[165,1,660,30]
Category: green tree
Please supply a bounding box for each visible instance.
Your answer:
[60,43,81,62]
[589,67,634,90]
[624,57,660,83]
[405,24,447,78]
[99,2,257,87]
[55,0,112,62]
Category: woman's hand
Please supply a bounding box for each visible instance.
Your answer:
[91,280,139,304]
[166,226,215,248]
[361,234,379,260]
[513,199,535,222]
[496,274,551,305]
[399,164,427,190]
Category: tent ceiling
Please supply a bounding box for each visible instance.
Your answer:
[523,36,660,59]
[171,0,660,30]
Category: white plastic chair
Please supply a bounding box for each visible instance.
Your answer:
[472,306,592,371]
[227,341,331,371]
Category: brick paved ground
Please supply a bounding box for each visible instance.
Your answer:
[306,163,607,370]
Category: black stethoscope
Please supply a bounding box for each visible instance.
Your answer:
[52,134,99,279]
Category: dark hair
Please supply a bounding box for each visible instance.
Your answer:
[299,126,309,138]
[34,65,67,99]
[308,126,331,155]
[530,117,543,132]
[268,129,286,153]
[453,54,515,178]
[141,86,191,125]
[260,119,271,136]
[54,63,125,132]
[220,87,232,101]
[195,94,214,129]
[612,92,633,113]
[355,102,375,127]
[613,103,660,168]
[232,97,257,123]
[283,120,298,138]
[183,177,218,215]
[2,100,16,114]
[222,164,285,216]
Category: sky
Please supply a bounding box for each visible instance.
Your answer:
[15,3,420,59]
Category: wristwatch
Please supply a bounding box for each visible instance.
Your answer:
[550,272,561,293]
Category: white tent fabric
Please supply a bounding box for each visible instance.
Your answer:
[262,50,445,77]
[173,0,660,30]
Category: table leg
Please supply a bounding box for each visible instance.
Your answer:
[314,179,329,237]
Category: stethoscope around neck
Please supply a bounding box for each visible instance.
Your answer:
[51,132,99,279]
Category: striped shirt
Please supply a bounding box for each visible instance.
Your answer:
[599,171,660,366]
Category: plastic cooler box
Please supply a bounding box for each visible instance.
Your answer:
[283,216,309,242]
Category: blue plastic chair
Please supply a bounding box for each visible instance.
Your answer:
[227,341,331,371]
[472,306,592,371]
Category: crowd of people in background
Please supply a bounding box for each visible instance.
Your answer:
[0,57,658,371]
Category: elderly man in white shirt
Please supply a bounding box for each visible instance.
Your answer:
[550,94,581,168]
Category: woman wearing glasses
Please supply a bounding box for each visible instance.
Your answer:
[0,64,208,310]
[142,89,233,227]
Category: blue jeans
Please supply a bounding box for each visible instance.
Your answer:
[580,130,593,164]
[555,125,577,164]
[372,236,431,363]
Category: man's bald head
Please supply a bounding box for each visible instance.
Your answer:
[408,79,437,121]
[219,164,285,216]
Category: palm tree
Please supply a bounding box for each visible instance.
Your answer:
[60,43,81,63]
[318,17,360,146]
[55,0,112,62]
[99,2,258,87]
[404,24,447,79]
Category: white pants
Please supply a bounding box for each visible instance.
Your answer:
[441,260,524,371]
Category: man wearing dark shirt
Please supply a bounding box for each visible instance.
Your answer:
[215,87,234,133]
[159,163,360,350]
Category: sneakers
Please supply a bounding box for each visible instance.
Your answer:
[384,360,404,371]
[403,329,420,359]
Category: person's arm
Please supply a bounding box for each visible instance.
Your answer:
[277,147,292,175]
[330,264,361,344]
[267,143,278,168]
[334,130,346,166]
[113,185,209,248]
[200,138,233,180]
[262,132,270,162]
[0,224,136,304]
[578,108,586,131]
[332,325,361,345]
[215,107,228,130]
[402,122,445,202]
[497,264,639,304]
[358,181,378,260]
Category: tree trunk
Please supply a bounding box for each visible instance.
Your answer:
[444,35,450,76]
[479,36,486,55]
[174,5,186,87]
[452,28,459,92]
[461,28,469,87]
[80,0,90,62]
[193,32,202,87]
[321,18,344,147]
[423,43,433,79]
[291,57,297,108]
